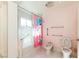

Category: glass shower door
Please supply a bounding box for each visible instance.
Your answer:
[18,7,33,57]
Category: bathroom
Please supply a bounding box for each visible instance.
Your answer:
[0,1,78,58]
[17,1,77,58]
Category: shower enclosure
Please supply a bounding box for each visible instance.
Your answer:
[17,6,43,57]
[17,7,34,57]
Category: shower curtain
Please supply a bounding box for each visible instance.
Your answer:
[33,15,43,47]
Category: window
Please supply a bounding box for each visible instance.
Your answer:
[26,19,32,27]
[21,17,27,26]
[21,17,32,27]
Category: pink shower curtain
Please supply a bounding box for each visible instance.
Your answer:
[33,15,43,48]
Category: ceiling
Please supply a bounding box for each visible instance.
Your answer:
[18,1,47,16]
[18,1,78,17]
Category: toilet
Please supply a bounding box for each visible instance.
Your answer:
[44,42,53,55]
[61,37,72,58]
[62,48,72,58]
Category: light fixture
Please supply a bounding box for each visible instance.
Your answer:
[45,1,54,8]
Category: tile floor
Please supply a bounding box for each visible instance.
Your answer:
[22,46,63,58]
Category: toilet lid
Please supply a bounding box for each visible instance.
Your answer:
[61,37,71,49]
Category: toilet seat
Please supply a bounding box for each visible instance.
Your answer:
[61,36,72,58]
[61,37,71,49]
[62,48,72,53]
